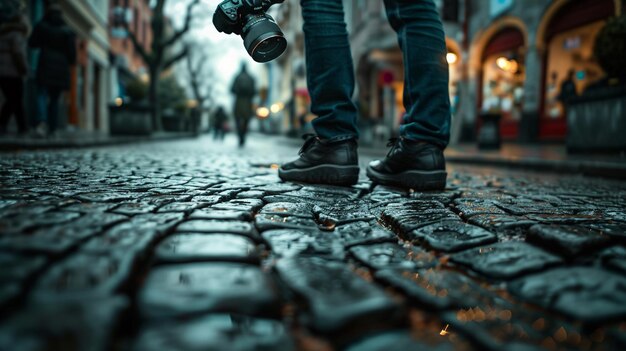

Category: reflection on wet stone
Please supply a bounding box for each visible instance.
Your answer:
[156,233,258,264]
[134,315,295,351]
[334,221,397,247]
[259,202,313,218]
[262,229,344,259]
[212,199,265,213]
[599,246,626,274]
[450,242,562,279]
[0,298,127,351]
[527,224,613,257]
[0,213,127,254]
[409,221,497,252]
[349,243,437,271]
[140,263,281,319]
[189,208,252,221]
[32,251,137,300]
[275,256,403,337]
[468,214,536,231]
[176,220,260,241]
[344,330,457,351]
[509,267,626,323]
[255,214,319,231]
[0,253,47,306]
[375,269,486,310]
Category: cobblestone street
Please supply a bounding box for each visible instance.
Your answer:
[1,135,625,351]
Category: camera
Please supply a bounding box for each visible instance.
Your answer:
[213,0,287,63]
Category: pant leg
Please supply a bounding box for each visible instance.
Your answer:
[37,85,48,124]
[12,78,26,133]
[383,0,451,148]
[300,0,358,141]
[47,88,62,134]
[0,78,14,130]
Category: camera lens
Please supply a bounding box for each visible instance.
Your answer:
[242,14,287,63]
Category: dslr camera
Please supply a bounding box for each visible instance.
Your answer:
[213,0,287,63]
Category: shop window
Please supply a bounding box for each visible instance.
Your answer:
[544,21,606,120]
[481,51,525,123]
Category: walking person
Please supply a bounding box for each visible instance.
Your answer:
[230,64,256,147]
[279,0,451,190]
[0,4,29,136]
[212,106,228,141]
[28,3,76,137]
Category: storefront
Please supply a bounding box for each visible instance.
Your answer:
[479,27,526,140]
[539,0,618,140]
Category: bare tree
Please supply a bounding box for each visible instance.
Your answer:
[125,0,200,131]
[185,45,217,114]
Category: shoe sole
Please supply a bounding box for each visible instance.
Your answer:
[366,165,447,191]
[278,164,360,186]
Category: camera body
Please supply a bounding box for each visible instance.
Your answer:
[214,0,287,63]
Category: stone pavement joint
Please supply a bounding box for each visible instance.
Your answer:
[0,137,625,350]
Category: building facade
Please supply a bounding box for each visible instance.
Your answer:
[109,0,152,103]
[465,0,621,142]
[26,0,112,133]
[272,0,622,144]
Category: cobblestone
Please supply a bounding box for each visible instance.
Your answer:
[1,136,625,350]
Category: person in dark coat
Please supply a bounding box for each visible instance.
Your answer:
[0,9,29,135]
[212,106,228,141]
[28,4,76,136]
[230,64,256,147]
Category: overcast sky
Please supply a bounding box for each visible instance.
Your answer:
[165,0,268,111]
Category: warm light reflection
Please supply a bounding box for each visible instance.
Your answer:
[270,102,284,113]
[440,324,450,336]
[446,52,458,65]
[114,97,123,107]
[257,107,270,118]
[496,57,519,73]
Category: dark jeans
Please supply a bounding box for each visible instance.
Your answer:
[37,86,62,133]
[0,77,27,133]
[301,0,451,148]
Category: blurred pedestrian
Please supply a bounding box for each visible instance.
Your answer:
[0,1,29,136]
[558,69,578,105]
[279,0,450,190]
[230,63,256,147]
[28,3,76,137]
[212,106,228,141]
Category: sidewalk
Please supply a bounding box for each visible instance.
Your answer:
[443,143,626,179]
[357,140,626,180]
[0,131,198,151]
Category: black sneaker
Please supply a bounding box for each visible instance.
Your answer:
[279,134,360,186]
[366,138,447,190]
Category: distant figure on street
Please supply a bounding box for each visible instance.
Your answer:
[212,106,228,141]
[230,64,256,147]
[558,69,578,106]
[29,3,76,137]
[0,3,29,136]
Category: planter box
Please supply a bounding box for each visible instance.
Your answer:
[567,86,626,153]
[109,104,152,136]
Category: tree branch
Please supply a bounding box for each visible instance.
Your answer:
[163,46,189,70]
[163,0,201,48]
[122,17,149,63]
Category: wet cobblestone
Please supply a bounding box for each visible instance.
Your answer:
[1,137,626,350]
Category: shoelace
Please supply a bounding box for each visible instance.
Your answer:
[298,134,319,155]
[386,137,401,156]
